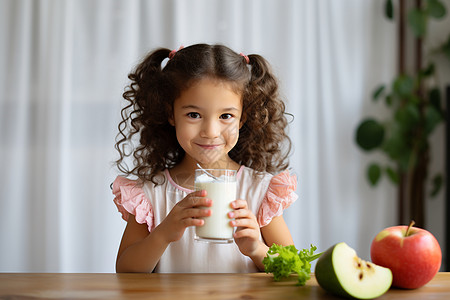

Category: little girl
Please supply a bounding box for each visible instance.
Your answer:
[112,43,298,273]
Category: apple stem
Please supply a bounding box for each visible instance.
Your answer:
[405,220,415,237]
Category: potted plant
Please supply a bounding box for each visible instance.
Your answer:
[355,0,449,228]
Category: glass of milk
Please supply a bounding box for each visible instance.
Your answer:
[194,168,237,244]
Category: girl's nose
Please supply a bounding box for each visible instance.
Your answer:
[200,120,220,138]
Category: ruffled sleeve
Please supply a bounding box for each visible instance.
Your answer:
[112,176,154,232]
[257,170,298,227]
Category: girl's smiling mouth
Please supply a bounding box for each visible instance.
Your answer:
[196,143,223,150]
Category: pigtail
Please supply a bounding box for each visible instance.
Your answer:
[115,48,181,183]
[231,54,291,174]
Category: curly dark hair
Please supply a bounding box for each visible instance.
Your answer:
[115,44,292,184]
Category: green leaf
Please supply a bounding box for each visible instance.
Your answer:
[263,244,322,286]
[385,0,394,19]
[430,174,443,197]
[383,136,407,160]
[429,88,442,113]
[394,103,420,127]
[264,244,300,281]
[427,0,446,19]
[441,34,450,62]
[409,94,422,105]
[408,9,427,38]
[372,85,386,101]
[385,95,393,107]
[425,106,443,134]
[386,167,399,184]
[420,63,435,77]
[355,119,385,151]
[368,164,382,186]
[381,124,411,170]
[392,75,414,98]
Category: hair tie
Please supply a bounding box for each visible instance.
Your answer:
[168,45,184,60]
[239,53,250,64]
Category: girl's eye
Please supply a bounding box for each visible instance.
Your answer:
[220,113,233,120]
[187,112,201,119]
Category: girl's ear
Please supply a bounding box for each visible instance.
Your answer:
[239,112,247,129]
[167,105,175,126]
[168,115,175,126]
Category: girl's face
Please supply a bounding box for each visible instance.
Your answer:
[169,78,244,169]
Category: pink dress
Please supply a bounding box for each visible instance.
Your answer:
[112,165,297,273]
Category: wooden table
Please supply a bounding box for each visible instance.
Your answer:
[0,272,449,299]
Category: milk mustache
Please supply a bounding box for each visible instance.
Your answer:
[194,169,237,243]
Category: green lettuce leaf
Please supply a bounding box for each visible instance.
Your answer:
[263,244,322,286]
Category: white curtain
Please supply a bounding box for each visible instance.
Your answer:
[0,0,445,272]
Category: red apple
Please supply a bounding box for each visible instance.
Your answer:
[370,221,442,289]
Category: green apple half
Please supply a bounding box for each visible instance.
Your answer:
[315,242,392,299]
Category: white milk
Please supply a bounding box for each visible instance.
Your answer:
[194,170,236,243]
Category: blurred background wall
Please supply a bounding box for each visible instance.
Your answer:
[0,0,448,272]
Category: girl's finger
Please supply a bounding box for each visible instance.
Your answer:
[182,207,211,219]
[230,218,258,229]
[181,217,205,227]
[188,190,207,206]
[230,199,248,209]
[179,192,211,208]
[233,228,259,239]
[190,196,212,207]
[194,189,207,197]
[228,209,253,219]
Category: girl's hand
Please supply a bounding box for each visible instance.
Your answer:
[229,199,266,259]
[157,190,212,243]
